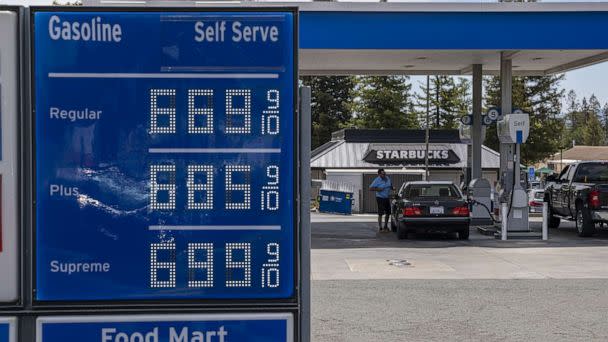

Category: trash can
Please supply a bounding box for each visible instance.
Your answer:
[318,189,354,215]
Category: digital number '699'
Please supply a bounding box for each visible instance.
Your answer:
[150,242,280,289]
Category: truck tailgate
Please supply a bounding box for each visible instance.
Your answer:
[595,184,608,208]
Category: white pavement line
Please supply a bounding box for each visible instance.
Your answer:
[312,246,608,280]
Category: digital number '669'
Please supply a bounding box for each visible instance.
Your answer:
[150,89,280,135]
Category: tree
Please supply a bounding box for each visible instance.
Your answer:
[484,74,566,165]
[582,95,604,146]
[350,76,418,129]
[565,94,605,146]
[416,76,471,129]
[301,76,355,149]
[580,114,604,146]
[602,102,608,144]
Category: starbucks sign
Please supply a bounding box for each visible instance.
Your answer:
[363,148,461,165]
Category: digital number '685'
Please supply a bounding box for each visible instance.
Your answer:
[150,164,279,211]
[150,89,280,135]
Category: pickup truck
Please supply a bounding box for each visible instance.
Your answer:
[545,161,608,237]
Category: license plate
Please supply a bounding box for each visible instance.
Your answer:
[430,206,444,214]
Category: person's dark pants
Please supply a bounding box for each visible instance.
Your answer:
[376,197,391,230]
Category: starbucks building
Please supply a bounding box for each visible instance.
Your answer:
[312,129,500,213]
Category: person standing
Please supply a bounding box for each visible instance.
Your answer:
[369,169,393,232]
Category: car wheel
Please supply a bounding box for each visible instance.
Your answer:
[576,207,596,237]
[397,222,409,240]
[458,226,470,240]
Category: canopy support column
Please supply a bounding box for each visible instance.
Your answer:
[500,52,514,198]
[469,64,493,226]
[471,64,483,180]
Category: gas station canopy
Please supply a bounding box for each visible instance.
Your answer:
[287,2,608,75]
[88,1,608,75]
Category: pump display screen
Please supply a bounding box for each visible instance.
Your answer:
[33,10,296,301]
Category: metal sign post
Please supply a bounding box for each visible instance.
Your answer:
[298,86,311,342]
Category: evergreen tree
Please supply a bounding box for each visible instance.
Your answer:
[602,102,608,144]
[588,94,602,115]
[301,76,355,149]
[561,90,581,148]
[350,76,418,129]
[416,76,471,129]
[567,95,605,146]
[580,113,604,146]
[565,90,579,129]
[484,75,565,165]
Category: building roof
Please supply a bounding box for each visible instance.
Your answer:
[311,129,500,170]
[548,146,608,162]
[331,129,462,144]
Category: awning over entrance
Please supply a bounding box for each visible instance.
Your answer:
[311,129,500,170]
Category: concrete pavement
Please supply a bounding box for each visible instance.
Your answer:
[310,212,608,341]
[313,279,608,342]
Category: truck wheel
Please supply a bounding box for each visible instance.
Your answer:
[548,214,561,229]
[397,222,409,240]
[576,208,596,237]
[545,198,560,229]
[458,226,470,240]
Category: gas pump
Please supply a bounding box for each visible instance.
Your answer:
[468,178,493,225]
[497,113,530,233]
[460,120,493,225]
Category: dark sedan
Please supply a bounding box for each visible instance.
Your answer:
[390,181,470,240]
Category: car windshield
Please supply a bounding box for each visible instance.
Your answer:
[406,184,460,199]
[573,163,608,183]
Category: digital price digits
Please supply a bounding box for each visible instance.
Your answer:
[150,242,280,289]
[150,88,280,135]
[150,164,279,211]
[147,87,285,290]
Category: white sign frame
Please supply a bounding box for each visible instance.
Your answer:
[0,9,20,304]
[0,317,17,342]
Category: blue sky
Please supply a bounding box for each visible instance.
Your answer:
[559,62,608,108]
[410,61,608,112]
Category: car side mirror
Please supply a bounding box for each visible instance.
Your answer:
[546,174,557,182]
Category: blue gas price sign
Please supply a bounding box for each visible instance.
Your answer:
[0,317,15,342]
[32,9,297,301]
[37,313,293,342]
